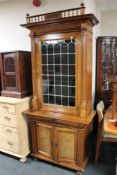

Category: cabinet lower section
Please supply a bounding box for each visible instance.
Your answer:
[26,111,95,172]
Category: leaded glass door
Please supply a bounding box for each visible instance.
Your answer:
[41,39,76,108]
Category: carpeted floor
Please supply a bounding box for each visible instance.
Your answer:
[0,147,115,175]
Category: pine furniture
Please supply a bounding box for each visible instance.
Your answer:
[0,96,31,162]
[22,4,98,172]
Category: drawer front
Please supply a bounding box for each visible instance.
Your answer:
[0,112,17,127]
[0,103,15,113]
[0,125,19,153]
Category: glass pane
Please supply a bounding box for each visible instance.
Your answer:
[42,55,47,64]
[69,76,75,86]
[55,76,61,85]
[49,95,54,104]
[56,96,61,105]
[42,65,47,74]
[62,76,68,85]
[62,97,68,106]
[69,87,75,97]
[55,65,60,74]
[55,86,61,96]
[62,54,68,64]
[61,43,67,53]
[43,95,48,103]
[102,38,117,91]
[69,98,75,106]
[42,85,48,94]
[69,65,75,75]
[62,65,68,75]
[48,44,53,54]
[48,55,54,64]
[62,86,68,96]
[69,54,75,64]
[5,57,15,72]
[48,65,54,75]
[41,39,76,107]
[55,55,60,64]
[55,44,60,53]
[69,43,75,53]
[41,44,47,54]
[6,75,16,87]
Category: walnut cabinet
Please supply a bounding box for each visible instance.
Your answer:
[95,37,117,109]
[0,51,32,98]
[22,4,98,172]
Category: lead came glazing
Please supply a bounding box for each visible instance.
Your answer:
[41,39,76,107]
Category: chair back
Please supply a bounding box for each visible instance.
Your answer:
[96,101,104,123]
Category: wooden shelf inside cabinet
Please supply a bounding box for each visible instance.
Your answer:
[21,4,98,172]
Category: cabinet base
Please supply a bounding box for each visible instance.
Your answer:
[30,153,88,172]
[1,90,32,98]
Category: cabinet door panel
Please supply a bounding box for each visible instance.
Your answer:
[36,123,53,160]
[55,127,77,164]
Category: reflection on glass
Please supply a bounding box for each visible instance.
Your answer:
[102,38,117,91]
[41,39,76,107]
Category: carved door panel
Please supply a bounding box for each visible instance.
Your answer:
[36,122,54,160]
[54,126,77,164]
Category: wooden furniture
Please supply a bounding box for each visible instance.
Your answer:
[0,50,32,98]
[111,78,117,119]
[95,36,117,109]
[0,96,31,162]
[22,4,98,172]
[95,101,117,164]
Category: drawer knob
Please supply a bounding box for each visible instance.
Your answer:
[8,141,13,146]
[3,106,9,110]
[6,129,12,133]
[4,116,11,121]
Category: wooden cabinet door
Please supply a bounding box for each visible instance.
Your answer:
[2,53,18,91]
[36,122,53,160]
[54,127,77,165]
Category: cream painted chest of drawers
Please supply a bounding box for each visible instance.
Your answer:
[0,96,31,162]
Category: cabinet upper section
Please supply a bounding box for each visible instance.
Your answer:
[21,4,99,35]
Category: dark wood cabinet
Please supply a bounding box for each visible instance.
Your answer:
[95,36,117,109]
[0,51,32,98]
[22,4,98,172]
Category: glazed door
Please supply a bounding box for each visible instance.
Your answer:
[54,126,77,164]
[2,53,18,91]
[36,122,54,160]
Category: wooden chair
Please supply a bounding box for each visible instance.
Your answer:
[95,101,117,164]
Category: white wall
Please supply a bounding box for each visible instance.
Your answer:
[0,0,100,52]
[0,0,101,103]
[85,0,101,104]
[101,11,117,36]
